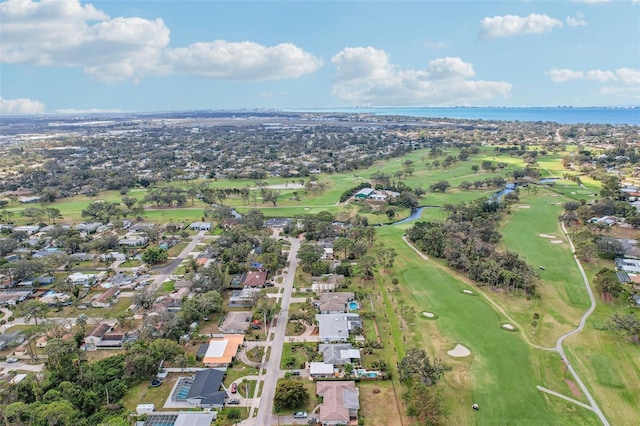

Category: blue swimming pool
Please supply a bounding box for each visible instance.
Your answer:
[171,378,193,401]
[348,301,359,310]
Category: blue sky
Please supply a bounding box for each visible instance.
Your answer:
[1,0,639,113]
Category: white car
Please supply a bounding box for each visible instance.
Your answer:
[293,412,308,419]
[6,357,18,363]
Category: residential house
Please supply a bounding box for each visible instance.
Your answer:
[84,323,112,351]
[118,234,148,247]
[615,258,640,274]
[75,222,102,234]
[242,270,268,288]
[314,292,354,314]
[189,222,211,231]
[40,292,71,307]
[185,369,227,409]
[322,247,334,260]
[13,225,40,235]
[95,332,126,349]
[91,287,120,308]
[310,362,335,378]
[311,274,345,293]
[142,412,216,426]
[264,218,292,228]
[67,272,96,287]
[316,381,360,425]
[202,334,245,367]
[159,237,179,250]
[316,313,362,343]
[228,288,261,308]
[0,289,32,306]
[319,343,361,366]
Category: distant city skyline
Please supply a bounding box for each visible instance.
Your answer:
[1,0,639,114]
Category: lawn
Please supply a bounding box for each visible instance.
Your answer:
[374,226,600,426]
[124,374,179,412]
[280,342,318,370]
[358,381,404,426]
[224,360,260,387]
[48,296,133,319]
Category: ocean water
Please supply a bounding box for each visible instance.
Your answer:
[293,107,639,125]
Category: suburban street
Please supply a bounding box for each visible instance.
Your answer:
[148,230,208,293]
[251,235,301,426]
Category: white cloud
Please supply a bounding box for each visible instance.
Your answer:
[547,67,640,98]
[164,41,322,80]
[479,13,563,39]
[55,108,123,114]
[573,0,610,4]
[566,12,587,27]
[0,0,321,82]
[584,69,615,82]
[424,41,446,49]
[0,97,45,114]
[548,67,640,84]
[331,47,511,106]
[546,68,584,83]
[615,67,640,85]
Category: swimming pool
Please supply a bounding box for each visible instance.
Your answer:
[348,301,359,310]
[171,377,193,401]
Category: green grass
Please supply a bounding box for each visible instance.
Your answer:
[158,281,175,293]
[497,190,591,347]
[48,297,133,319]
[224,360,260,386]
[280,342,318,370]
[375,226,600,426]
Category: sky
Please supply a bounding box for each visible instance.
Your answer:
[1,0,639,114]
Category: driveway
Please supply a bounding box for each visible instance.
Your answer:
[0,360,45,375]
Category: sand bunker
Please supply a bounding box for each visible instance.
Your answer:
[518,205,531,208]
[462,290,474,295]
[422,312,435,318]
[551,194,558,197]
[538,234,557,239]
[448,344,471,357]
[550,240,563,244]
[502,323,515,330]
[571,191,576,194]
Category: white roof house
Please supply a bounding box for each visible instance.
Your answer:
[310,362,335,377]
[316,313,362,342]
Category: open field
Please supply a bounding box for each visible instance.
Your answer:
[358,381,404,426]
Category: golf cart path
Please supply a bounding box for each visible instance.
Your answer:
[547,222,609,425]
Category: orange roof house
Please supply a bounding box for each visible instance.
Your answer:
[202,334,245,366]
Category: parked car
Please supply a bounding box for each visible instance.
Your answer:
[6,358,18,363]
[293,412,308,419]
[227,398,240,405]
[230,383,237,393]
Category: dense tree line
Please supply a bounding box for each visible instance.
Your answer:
[0,338,185,425]
[406,199,537,295]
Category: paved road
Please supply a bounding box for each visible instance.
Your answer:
[252,236,301,426]
[0,360,45,375]
[148,231,207,293]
